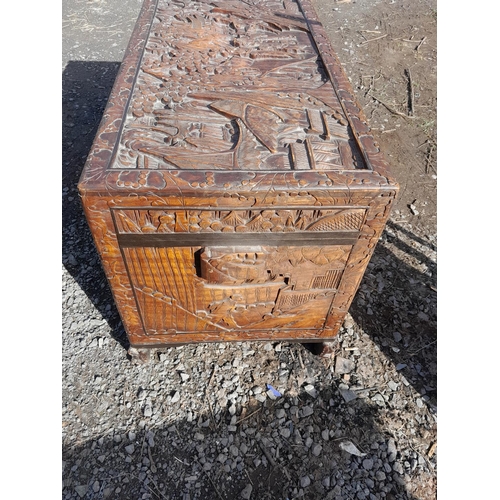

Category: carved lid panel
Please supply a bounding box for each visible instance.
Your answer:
[79,0,398,194]
[113,0,371,173]
[112,0,366,171]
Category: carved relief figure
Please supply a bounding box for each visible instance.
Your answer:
[112,0,367,172]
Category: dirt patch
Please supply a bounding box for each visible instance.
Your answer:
[312,0,437,236]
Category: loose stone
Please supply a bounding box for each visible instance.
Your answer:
[241,484,253,499]
[301,406,314,417]
[312,444,322,456]
[280,428,291,438]
[75,485,88,498]
[363,458,374,470]
[393,462,404,474]
[300,476,311,488]
[387,439,397,461]
[304,384,318,398]
[335,357,355,374]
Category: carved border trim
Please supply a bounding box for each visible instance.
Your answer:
[78,0,398,193]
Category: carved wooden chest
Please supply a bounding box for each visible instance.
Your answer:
[78,0,398,357]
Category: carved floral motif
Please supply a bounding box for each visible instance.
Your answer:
[113,207,367,234]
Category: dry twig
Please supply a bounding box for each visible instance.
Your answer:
[203,471,225,500]
[297,349,305,370]
[367,92,414,119]
[235,407,262,424]
[416,36,427,52]
[258,439,277,467]
[405,68,415,116]
[425,143,436,174]
[358,33,388,46]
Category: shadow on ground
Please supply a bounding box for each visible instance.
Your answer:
[62,382,428,500]
[350,221,437,409]
[62,61,129,350]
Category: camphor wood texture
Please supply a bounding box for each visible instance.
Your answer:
[78,0,398,350]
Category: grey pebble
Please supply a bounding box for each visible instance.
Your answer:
[388,381,398,391]
[371,393,385,405]
[312,444,322,456]
[387,438,397,461]
[171,391,180,403]
[393,462,404,474]
[241,484,253,499]
[266,389,279,400]
[340,388,358,403]
[276,408,286,418]
[301,406,314,417]
[280,428,291,438]
[363,458,374,470]
[125,444,135,454]
[300,476,311,488]
[75,485,88,498]
[304,384,318,398]
[335,356,355,374]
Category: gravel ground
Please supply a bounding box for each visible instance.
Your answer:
[62,0,437,498]
[62,218,437,500]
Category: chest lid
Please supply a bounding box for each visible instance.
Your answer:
[79,0,397,195]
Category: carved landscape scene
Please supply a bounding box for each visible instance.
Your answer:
[113,0,368,172]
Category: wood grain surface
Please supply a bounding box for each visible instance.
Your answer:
[78,0,398,350]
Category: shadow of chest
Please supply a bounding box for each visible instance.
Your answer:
[78,0,398,351]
